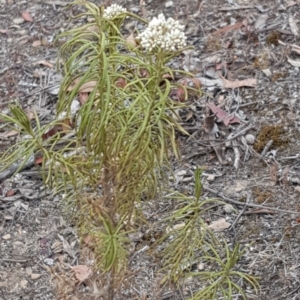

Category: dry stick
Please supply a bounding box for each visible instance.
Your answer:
[261,140,273,157]
[203,186,300,215]
[0,155,35,181]
[229,192,250,245]
[0,258,28,263]
[219,5,254,11]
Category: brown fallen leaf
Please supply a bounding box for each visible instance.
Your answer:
[78,92,89,105]
[208,218,231,231]
[32,40,42,47]
[207,103,240,126]
[70,265,92,283]
[0,29,10,34]
[221,76,257,89]
[212,22,244,36]
[170,87,186,102]
[67,78,98,93]
[22,11,33,22]
[6,190,16,197]
[0,130,19,138]
[115,77,127,89]
[126,31,137,47]
[203,115,218,134]
[35,157,43,165]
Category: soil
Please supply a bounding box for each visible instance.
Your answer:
[1,0,300,299]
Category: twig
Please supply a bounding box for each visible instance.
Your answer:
[232,139,240,170]
[203,186,300,215]
[219,6,254,11]
[0,258,28,263]
[230,192,250,244]
[261,140,273,157]
[0,155,35,182]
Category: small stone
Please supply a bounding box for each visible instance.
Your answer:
[32,40,42,47]
[44,258,54,266]
[207,174,215,182]
[295,186,300,193]
[223,204,235,213]
[165,0,173,7]
[20,280,28,289]
[245,134,255,145]
[13,18,25,25]
[262,69,271,77]
[31,273,41,280]
[2,234,11,240]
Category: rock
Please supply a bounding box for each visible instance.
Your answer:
[44,258,54,266]
[31,273,42,280]
[223,204,235,213]
[207,174,215,182]
[13,18,25,25]
[165,1,173,7]
[20,280,28,289]
[245,134,255,145]
[2,234,11,240]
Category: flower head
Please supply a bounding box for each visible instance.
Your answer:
[138,14,187,52]
[103,4,127,20]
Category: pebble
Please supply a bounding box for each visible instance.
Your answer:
[165,1,173,8]
[31,273,42,280]
[207,174,215,182]
[223,204,235,213]
[20,280,28,289]
[2,234,11,240]
[245,134,255,145]
[13,18,25,25]
[44,258,54,266]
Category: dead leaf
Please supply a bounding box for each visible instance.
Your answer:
[78,92,89,105]
[207,103,240,126]
[35,157,43,165]
[126,31,137,47]
[0,29,10,34]
[254,14,268,30]
[0,130,19,138]
[5,190,15,197]
[70,265,92,283]
[289,15,299,36]
[170,87,186,102]
[67,78,97,93]
[286,1,298,8]
[21,11,33,22]
[186,111,194,121]
[32,40,42,47]
[222,76,257,88]
[208,218,231,231]
[115,78,127,89]
[287,57,300,67]
[42,126,61,140]
[212,22,243,36]
[203,116,218,133]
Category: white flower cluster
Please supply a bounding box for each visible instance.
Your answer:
[138,14,186,52]
[103,4,127,20]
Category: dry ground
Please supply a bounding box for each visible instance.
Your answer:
[1,0,300,299]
